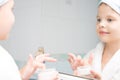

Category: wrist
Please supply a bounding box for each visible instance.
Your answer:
[20,65,34,80]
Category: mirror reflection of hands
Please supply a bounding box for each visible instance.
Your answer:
[34,54,57,70]
[20,54,57,80]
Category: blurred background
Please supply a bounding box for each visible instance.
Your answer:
[0,0,99,79]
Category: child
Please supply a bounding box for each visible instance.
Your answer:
[68,0,120,80]
[0,0,58,80]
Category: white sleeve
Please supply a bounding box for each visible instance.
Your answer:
[0,46,22,80]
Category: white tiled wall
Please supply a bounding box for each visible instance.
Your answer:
[0,0,99,61]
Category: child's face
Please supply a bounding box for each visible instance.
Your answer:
[96,3,120,43]
[0,0,15,40]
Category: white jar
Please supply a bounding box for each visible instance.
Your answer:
[77,66,91,76]
[38,68,58,80]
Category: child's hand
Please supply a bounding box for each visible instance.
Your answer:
[68,53,82,70]
[90,70,102,80]
[68,53,93,75]
[20,54,57,80]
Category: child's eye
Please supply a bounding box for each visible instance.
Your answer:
[107,19,112,22]
[97,18,101,22]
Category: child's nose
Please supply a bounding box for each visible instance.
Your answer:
[99,21,106,28]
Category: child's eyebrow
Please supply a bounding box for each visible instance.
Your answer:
[106,14,116,18]
[96,16,99,18]
[96,15,115,18]
[107,16,113,18]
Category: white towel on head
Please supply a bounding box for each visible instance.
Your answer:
[99,0,120,14]
[0,0,8,6]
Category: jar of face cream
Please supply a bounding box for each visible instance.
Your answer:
[38,68,58,80]
[77,66,91,76]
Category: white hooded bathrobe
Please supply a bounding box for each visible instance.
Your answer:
[86,42,120,80]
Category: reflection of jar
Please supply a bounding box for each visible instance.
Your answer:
[77,66,91,76]
[38,68,58,80]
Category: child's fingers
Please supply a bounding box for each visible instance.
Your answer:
[90,70,101,80]
[34,61,46,70]
[68,53,77,64]
[27,54,34,65]
[68,53,77,61]
[76,55,82,61]
[88,53,94,65]
[35,55,57,63]
[76,55,84,66]
[68,53,79,70]
[43,57,57,62]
